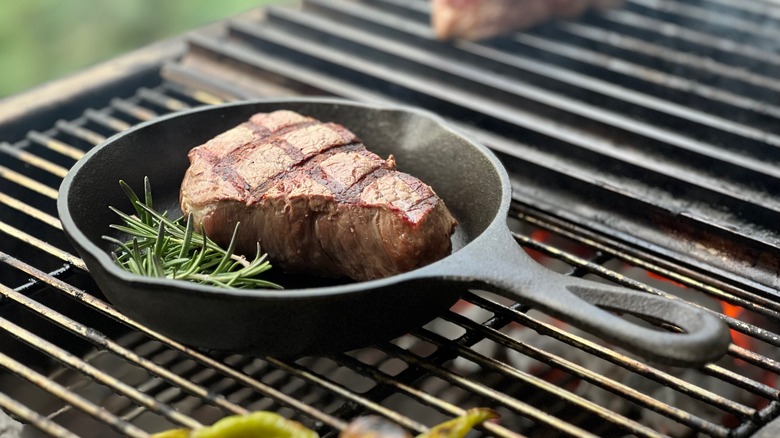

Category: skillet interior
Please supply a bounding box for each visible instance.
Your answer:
[59,99,508,356]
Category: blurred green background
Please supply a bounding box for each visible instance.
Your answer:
[0,0,286,98]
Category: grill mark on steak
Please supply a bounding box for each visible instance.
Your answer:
[249,142,366,201]
[255,143,387,206]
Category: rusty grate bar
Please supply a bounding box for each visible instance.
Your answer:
[0,391,79,438]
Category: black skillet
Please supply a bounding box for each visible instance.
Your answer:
[58,98,731,365]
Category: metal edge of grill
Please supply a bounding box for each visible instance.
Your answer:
[2,0,780,437]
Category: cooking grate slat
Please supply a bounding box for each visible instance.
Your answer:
[2,1,780,436]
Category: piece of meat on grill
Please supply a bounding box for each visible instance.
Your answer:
[432,0,623,40]
[180,110,457,282]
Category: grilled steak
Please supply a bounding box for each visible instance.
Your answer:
[180,110,457,281]
[432,0,623,40]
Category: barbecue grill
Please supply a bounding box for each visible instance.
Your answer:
[2,0,780,436]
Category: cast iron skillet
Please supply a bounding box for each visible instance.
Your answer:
[58,98,731,365]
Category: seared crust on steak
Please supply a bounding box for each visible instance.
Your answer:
[180,110,457,281]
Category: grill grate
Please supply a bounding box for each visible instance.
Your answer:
[3,0,780,436]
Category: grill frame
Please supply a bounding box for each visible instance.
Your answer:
[2,0,780,436]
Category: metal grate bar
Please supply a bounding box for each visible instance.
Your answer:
[137,88,191,113]
[110,98,158,122]
[0,391,79,438]
[0,222,86,271]
[266,357,429,435]
[697,0,780,17]
[26,131,86,161]
[0,164,59,199]
[0,348,148,438]
[170,34,389,103]
[700,363,779,400]
[0,192,61,230]
[0,143,70,178]
[509,30,780,126]
[161,82,227,106]
[626,0,780,40]
[84,109,132,133]
[54,120,106,146]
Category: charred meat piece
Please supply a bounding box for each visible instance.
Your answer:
[432,0,623,40]
[180,110,457,281]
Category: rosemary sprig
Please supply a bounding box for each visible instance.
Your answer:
[103,177,281,289]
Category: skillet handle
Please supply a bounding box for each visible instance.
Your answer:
[519,271,731,366]
[447,229,732,366]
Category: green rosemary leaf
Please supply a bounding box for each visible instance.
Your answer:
[143,176,154,223]
[214,222,241,274]
[151,253,166,278]
[107,207,155,234]
[153,220,166,258]
[179,214,195,258]
[118,180,144,222]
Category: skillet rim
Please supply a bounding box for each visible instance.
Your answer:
[57,97,512,299]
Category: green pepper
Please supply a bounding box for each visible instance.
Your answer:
[417,408,499,438]
[151,412,318,438]
[338,408,499,438]
[151,429,190,438]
